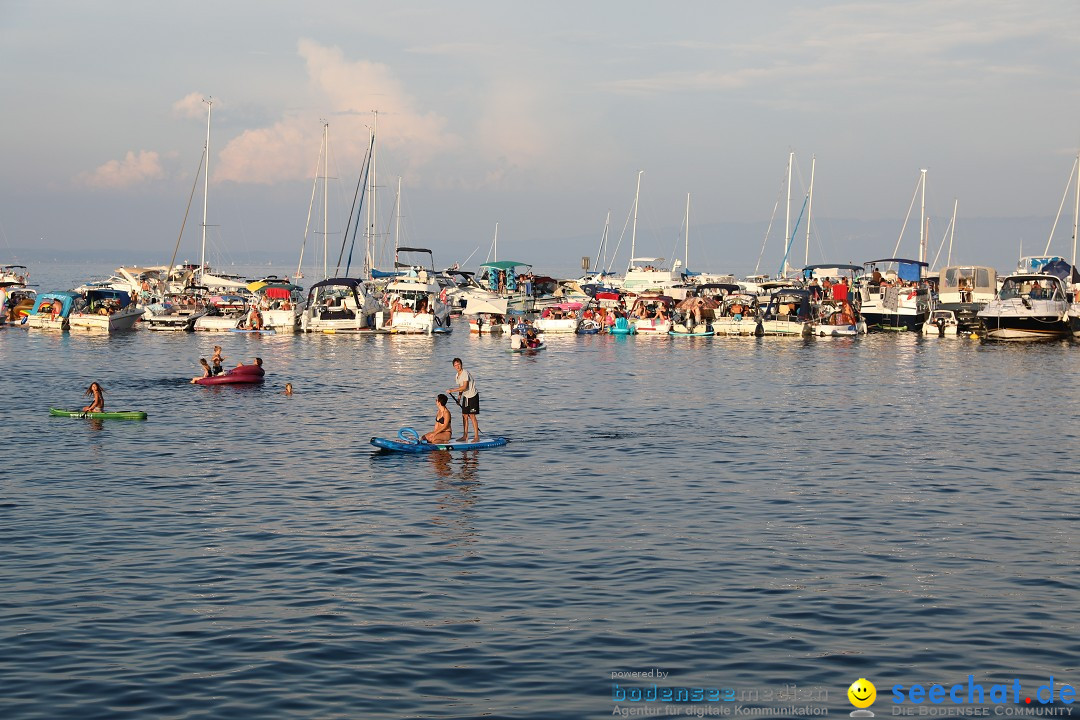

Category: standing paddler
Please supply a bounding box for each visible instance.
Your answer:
[448,357,481,442]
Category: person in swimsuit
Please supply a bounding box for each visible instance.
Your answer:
[422,394,453,444]
[191,358,212,383]
[211,346,225,375]
[82,382,105,412]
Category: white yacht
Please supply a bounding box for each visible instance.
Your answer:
[381,248,453,334]
[978,274,1070,341]
[68,288,144,332]
[300,278,380,333]
[936,265,997,331]
[857,259,932,332]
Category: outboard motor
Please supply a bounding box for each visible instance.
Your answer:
[937,316,946,337]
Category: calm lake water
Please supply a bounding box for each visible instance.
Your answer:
[2,265,1079,719]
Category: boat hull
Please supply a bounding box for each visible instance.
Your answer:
[69,307,144,332]
[979,317,1070,341]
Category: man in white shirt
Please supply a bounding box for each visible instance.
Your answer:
[449,357,481,442]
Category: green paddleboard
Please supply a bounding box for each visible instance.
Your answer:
[50,408,148,420]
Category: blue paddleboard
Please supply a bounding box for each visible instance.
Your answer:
[371,427,509,452]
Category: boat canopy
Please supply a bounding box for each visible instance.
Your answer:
[84,288,134,306]
[479,260,530,270]
[864,258,928,282]
[307,277,365,291]
[803,264,862,279]
[1040,259,1080,284]
[463,297,509,316]
[31,291,80,316]
[939,266,996,291]
[201,272,249,290]
[696,283,742,293]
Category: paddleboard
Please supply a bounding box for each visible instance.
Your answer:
[50,408,148,420]
[371,426,508,452]
[668,330,715,337]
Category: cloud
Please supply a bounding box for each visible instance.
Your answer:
[603,1,1071,97]
[215,39,459,185]
[78,150,165,189]
[173,92,213,120]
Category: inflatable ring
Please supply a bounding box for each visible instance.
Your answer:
[397,427,422,444]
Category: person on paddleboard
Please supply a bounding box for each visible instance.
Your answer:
[449,358,480,442]
[82,382,104,413]
[421,394,453,444]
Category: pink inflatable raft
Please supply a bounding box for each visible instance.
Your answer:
[194,364,265,385]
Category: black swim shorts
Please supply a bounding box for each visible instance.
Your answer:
[462,393,480,414]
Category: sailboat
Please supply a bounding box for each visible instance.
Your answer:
[618,171,685,293]
[143,98,216,331]
[979,153,1077,340]
[855,169,932,331]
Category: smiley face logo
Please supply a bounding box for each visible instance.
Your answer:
[848,678,877,709]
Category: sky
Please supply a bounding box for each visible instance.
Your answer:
[2,0,1080,277]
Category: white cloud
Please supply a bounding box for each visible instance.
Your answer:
[215,39,459,185]
[173,92,213,120]
[78,150,164,189]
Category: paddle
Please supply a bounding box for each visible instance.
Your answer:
[448,391,465,438]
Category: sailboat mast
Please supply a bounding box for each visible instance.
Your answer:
[684,192,690,271]
[323,122,329,280]
[947,198,957,267]
[493,222,499,262]
[1073,150,1079,274]
[629,170,642,271]
[394,177,402,265]
[784,152,792,276]
[200,97,212,279]
[594,210,610,275]
[805,155,815,268]
[365,112,378,277]
[919,168,927,273]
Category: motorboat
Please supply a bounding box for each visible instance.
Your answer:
[1,281,36,325]
[922,309,960,336]
[627,294,675,335]
[977,273,1071,341]
[758,288,813,336]
[300,277,380,333]
[25,291,80,330]
[534,302,581,334]
[193,294,250,332]
[381,248,453,335]
[142,286,210,331]
[936,265,997,330]
[68,288,144,332]
[857,259,932,331]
